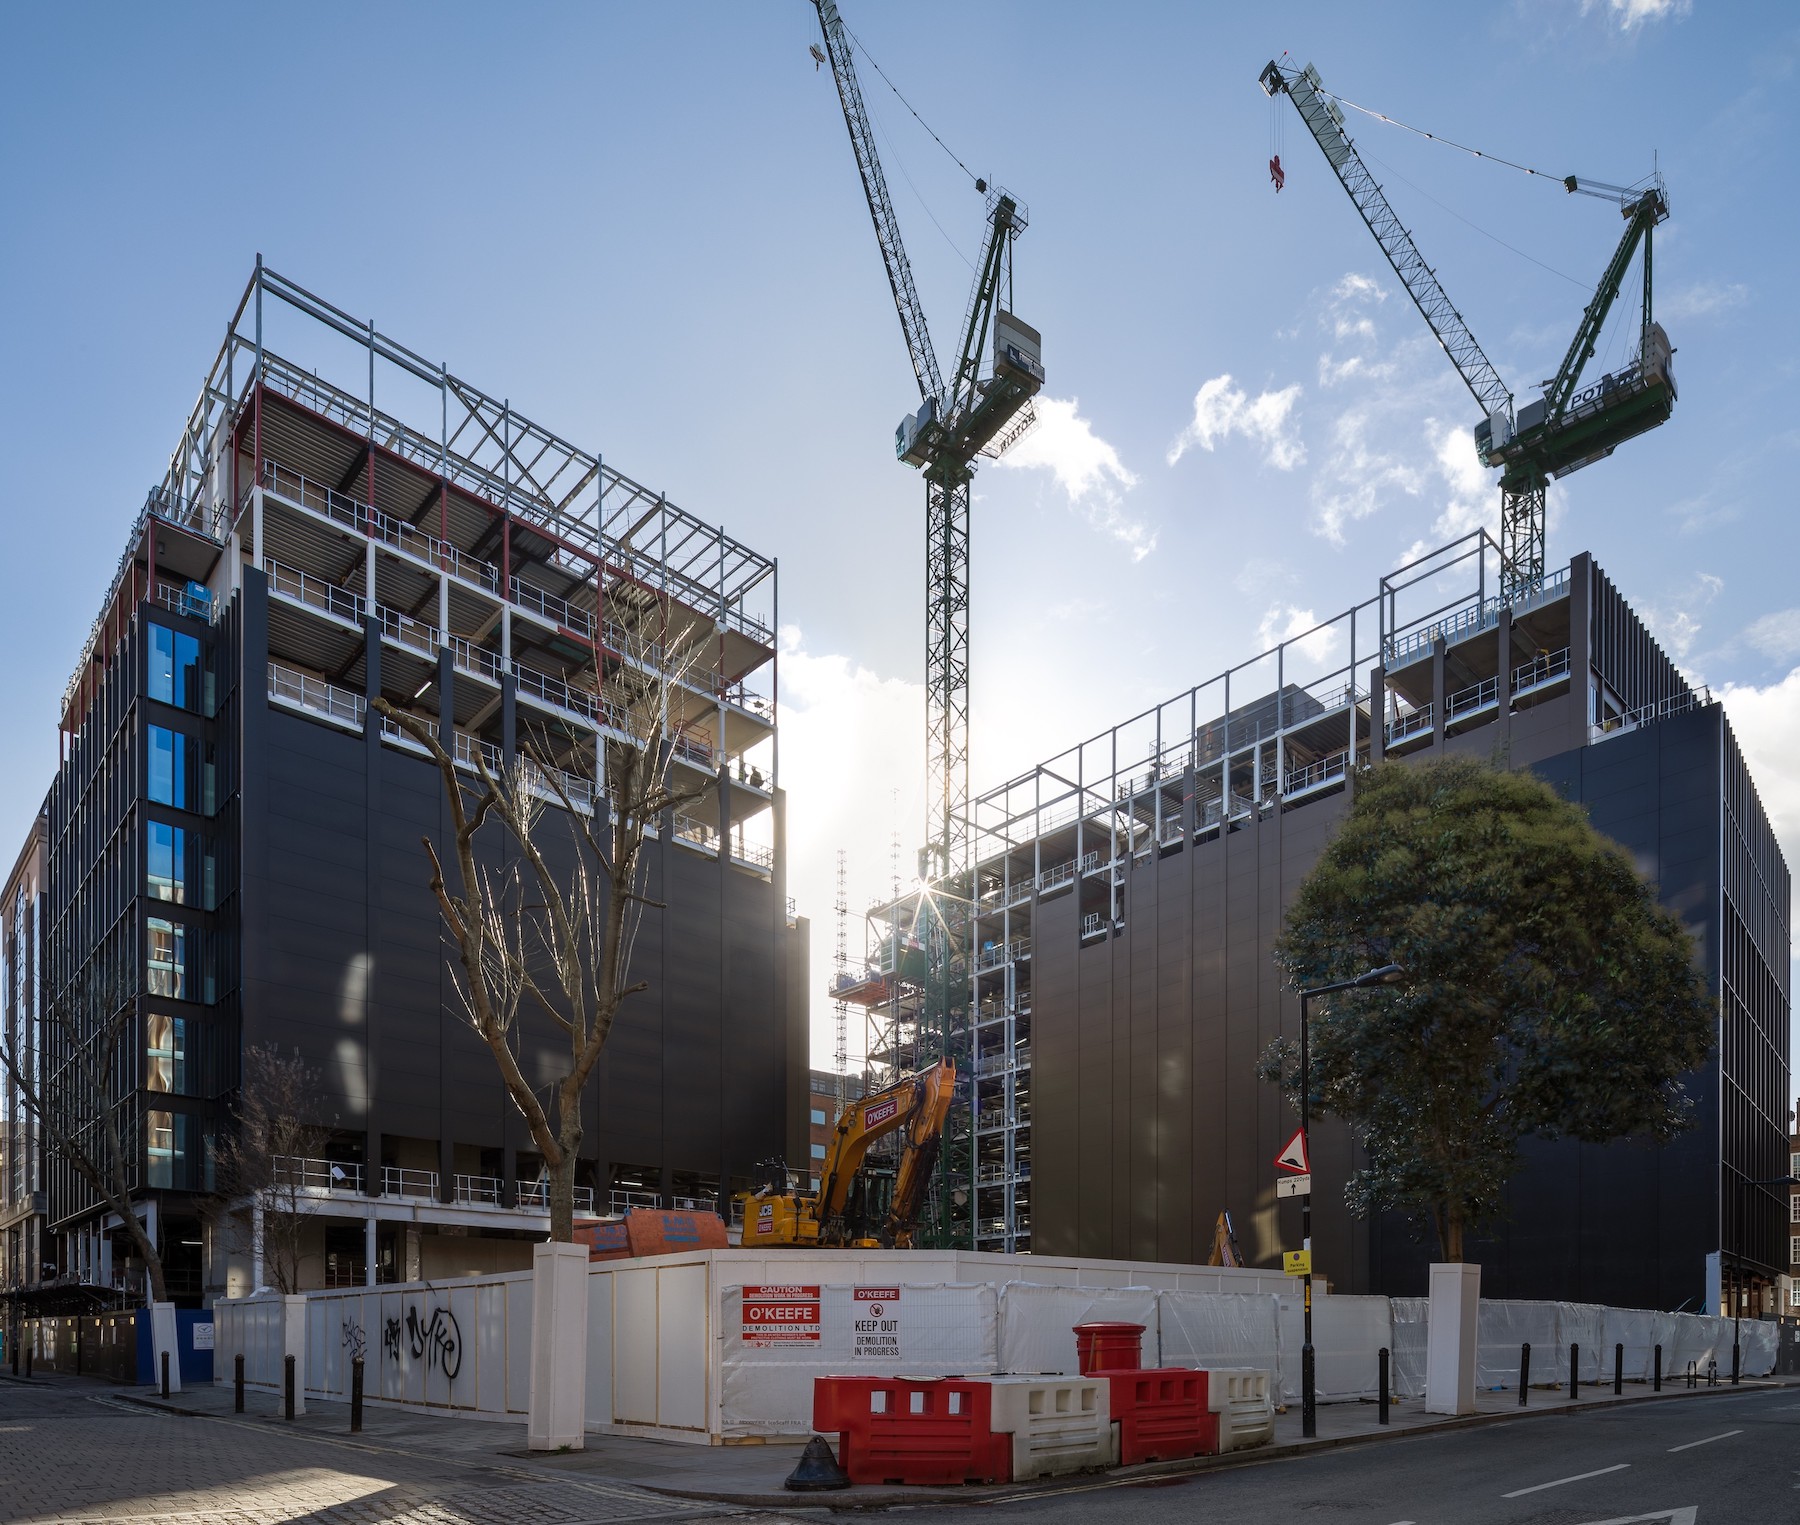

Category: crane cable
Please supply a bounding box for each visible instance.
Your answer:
[841,22,983,189]
[1320,88,1570,188]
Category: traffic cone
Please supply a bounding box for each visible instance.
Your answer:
[785,1434,851,1491]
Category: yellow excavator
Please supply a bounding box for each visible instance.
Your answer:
[739,1059,956,1249]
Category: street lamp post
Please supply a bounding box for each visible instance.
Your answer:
[1730,1174,1798,1385]
[1295,963,1405,1439]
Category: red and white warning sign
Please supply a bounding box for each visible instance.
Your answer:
[852,1286,902,1360]
[740,1285,821,1346]
[1275,1127,1310,1176]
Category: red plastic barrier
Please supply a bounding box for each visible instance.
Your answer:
[1073,1321,1146,1375]
[1101,1367,1217,1465]
[813,1375,1012,1486]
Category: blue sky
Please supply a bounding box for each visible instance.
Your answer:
[2,0,1795,1077]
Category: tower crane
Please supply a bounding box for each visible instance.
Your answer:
[1261,59,1675,598]
[810,0,1043,1243]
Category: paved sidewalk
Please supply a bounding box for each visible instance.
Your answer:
[17,1365,1791,1514]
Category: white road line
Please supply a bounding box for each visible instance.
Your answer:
[1502,1462,1629,1498]
[1667,1427,1742,1452]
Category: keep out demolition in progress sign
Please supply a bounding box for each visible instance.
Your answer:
[852,1286,902,1359]
[740,1286,821,1347]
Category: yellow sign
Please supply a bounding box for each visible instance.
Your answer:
[1283,1249,1312,1277]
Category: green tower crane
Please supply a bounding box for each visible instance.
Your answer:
[1261,59,1675,598]
[812,0,1043,1245]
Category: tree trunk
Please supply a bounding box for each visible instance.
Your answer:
[1443,1206,1464,1263]
[119,1209,168,1305]
[548,1148,578,1244]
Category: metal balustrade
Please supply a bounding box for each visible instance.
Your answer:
[1513,645,1571,693]
[1080,912,1106,940]
[1445,674,1500,721]
[380,1166,439,1201]
[1285,749,1349,795]
[264,557,363,625]
[453,1174,502,1206]
[515,1182,597,1213]
[732,840,775,870]
[272,1156,364,1194]
[1385,704,1434,744]
[269,662,365,729]
[1591,684,1712,743]
[975,938,1029,971]
[449,634,502,683]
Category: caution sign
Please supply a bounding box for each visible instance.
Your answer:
[852,1286,902,1359]
[1283,1249,1312,1278]
[741,1285,821,1346]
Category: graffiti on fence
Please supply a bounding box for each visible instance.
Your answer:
[382,1316,401,1363]
[341,1317,367,1361]
[405,1304,462,1379]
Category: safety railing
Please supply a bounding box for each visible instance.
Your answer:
[380,1167,439,1202]
[975,938,1029,971]
[263,556,363,626]
[514,1182,597,1213]
[1385,703,1434,745]
[376,602,440,660]
[262,460,501,593]
[1590,685,1712,744]
[672,731,714,769]
[1080,911,1106,940]
[1036,851,1097,894]
[1285,749,1349,796]
[517,754,596,813]
[448,634,502,684]
[272,1156,364,1195]
[674,814,718,853]
[1512,645,1571,694]
[269,662,366,729]
[609,1188,661,1214]
[510,576,596,638]
[1445,674,1499,721]
[732,839,775,871]
[379,713,436,753]
[453,729,502,777]
[1385,566,1573,667]
[154,579,216,623]
[452,1174,503,1206]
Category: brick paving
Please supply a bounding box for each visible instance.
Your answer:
[0,1374,775,1525]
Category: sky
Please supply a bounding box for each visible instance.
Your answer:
[2,0,1795,1086]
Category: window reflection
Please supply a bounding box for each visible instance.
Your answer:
[146,917,185,999]
[147,1013,185,1094]
[147,822,185,903]
[147,1109,186,1188]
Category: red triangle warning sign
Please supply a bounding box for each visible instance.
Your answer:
[1274,1128,1310,1175]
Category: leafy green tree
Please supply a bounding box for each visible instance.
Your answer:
[1263,756,1714,1261]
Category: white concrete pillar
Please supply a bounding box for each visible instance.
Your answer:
[438,573,450,644]
[251,1197,265,1292]
[365,541,377,611]
[282,1294,307,1415]
[1425,1261,1481,1415]
[150,1302,181,1394]
[528,1242,590,1450]
[364,1215,378,1288]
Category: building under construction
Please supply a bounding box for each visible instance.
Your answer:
[36,265,808,1299]
[846,532,1789,1313]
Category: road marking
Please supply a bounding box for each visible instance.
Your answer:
[1503,1462,1629,1498]
[1668,1428,1741,1452]
[1571,1511,1696,1525]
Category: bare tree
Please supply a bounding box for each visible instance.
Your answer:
[210,1045,333,1294]
[0,952,168,1303]
[373,626,714,1242]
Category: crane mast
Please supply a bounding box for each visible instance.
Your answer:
[1263,59,1675,598]
[811,0,1042,1248]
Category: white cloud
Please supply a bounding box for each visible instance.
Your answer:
[1741,608,1800,663]
[1585,0,1690,29]
[1168,374,1305,471]
[1661,281,1749,320]
[994,395,1155,560]
[1309,406,1424,545]
[1719,665,1800,861]
[1641,572,1723,660]
[1257,604,1340,668]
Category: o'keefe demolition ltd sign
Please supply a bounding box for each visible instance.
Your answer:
[740,1286,821,1347]
[852,1286,902,1359]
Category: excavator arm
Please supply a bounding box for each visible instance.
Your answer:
[816,1059,956,1246]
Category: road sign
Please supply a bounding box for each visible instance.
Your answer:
[1275,1128,1310,1175]
[1283,1249,1312,1277]
[1276,1173,1312,1199]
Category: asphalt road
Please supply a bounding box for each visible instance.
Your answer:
[898,1385,1798,1525]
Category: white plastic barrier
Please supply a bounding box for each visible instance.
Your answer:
[997,1283,1159,1376]
[719,1282,998,1439]
[1388,1297,1428,1399]
[1159,1292,1281,1388]
[988,1375,1116,1479]
[1274,1293,1395,1403]
[213,1295,288,1387]
[1602,1306,1659,1381]
[1205,1368,1275,1451]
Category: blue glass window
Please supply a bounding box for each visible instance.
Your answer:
[147,624,202,711]
[147,822,185,903]
[147,725,186,808]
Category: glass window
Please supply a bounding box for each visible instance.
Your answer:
[809,1143,826,1160]
[147,726,186,808]
[147,1013,186,1094]
[146,1110,187,1189]
[147,822,186,904]
[809,1108,827,1127]
[146,624,203,711]
[1791,1196,1800,1224]
[146,917,185,999]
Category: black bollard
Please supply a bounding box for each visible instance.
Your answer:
[1653,1343,1662,1392]
[160,1350,170,1399]
[284,1354,296,1421]
[1614,1342,1623,1395]
[1519,1342,1531,1406]
[1569,1342,1579,1400]
[234,1353,245,1413]
[350,1355,364,1433]
[1378,1346,1390,1426]
[785,1435,851,1492]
